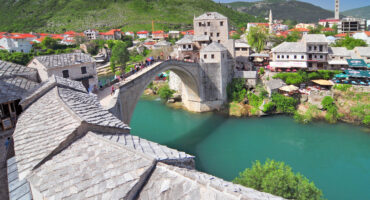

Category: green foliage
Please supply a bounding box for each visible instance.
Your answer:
[111,41,129,71]
[0,0,261,33]
[294,105,319,124]
[308,25,323,34]
[363,115,370,126]
[333,35,368,50]
[271,93,298,114]
[247,92,263,108]
[321,96,339,123]
[286,31,301,42]
[0,50,32,65]
[158,85,175,101]
[333,84,352,92]
[115,70,122,76]
[247,26,268,53]
[227,79,246,102]
[233,159,324,200]
[259,67,265,75]
[273,70,341,85]
[350,103,370,125]
[262,102,276,113]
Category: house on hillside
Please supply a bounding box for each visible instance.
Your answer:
[27,53,97,90]
[137,31,149,39]
[100,29,122,40]
[302,34,329,70]
[318,19,340,28]
[125,31,135,38]
[270,42,307,71]
[0,35,33,53]
[168,31,180,38]
[352,31,370,45]
[327,47,352,69]
[84,29,99,40]
[152,30,165,40]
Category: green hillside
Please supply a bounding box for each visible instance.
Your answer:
[225,0,336,23]
[342,6,370,19]
[0,0,263,33]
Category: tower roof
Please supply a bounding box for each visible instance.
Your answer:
[194,12,227,20]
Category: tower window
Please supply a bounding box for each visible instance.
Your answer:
[81,66,87,74]
[62,70,69,78]
[204,54,207,59]
[207,22,211,26]
[220,21,224,26]
[211,54,215,59]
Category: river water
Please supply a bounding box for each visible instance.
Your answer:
[130,98,370,200]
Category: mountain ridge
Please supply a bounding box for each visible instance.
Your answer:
[342,5,370,19]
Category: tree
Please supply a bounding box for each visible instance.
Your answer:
[321,96,339,123]
[333,35,367,50]
[110,41,129,72]
[233,159,324,200]
[227,78,246,102]
[247,26,268,53]
[41,37,59,49]
[272,93,298,114]
[158,85,175,101]
[286,31,301,42]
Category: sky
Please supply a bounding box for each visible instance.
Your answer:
[215,0,370,11]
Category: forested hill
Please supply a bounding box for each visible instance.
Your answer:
[342,6,370,19]
[225,0,336,23]
[0,0,262,33]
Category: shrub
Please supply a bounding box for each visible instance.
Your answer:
[333,84,352,92]
[322,96,339,123]
[271,93,298,114]
[262,102,276,113]
[363,115,370,126]
[321,96,334,110]
[158,85,175,101]
[227,79,246,102]
[247,92,263,108]
[259,67,265,75]
[233,159,324,200]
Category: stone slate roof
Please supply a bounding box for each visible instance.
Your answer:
[235,40,250,48]
[102,133,194,162]
[33,53,94,69]
[195,12,227,20]
[201,42,228,52]
[139,163,284,200]
[0,60,37,78]
[272,42,306,53]
[354,47,370,56]
[329,47,351,57]
[27,132,155,200]
[176,35,193,44]
[302,34,328,43]
[0,77,38,103]
[9,76,283,200]
[193,35,210,42]
[7,157,32,200]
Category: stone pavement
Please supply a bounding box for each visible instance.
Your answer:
[0,130,14,200]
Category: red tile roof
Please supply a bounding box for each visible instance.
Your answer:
[137,31,149,34]
[365,31,370,37]
[180,30,194,35]
[152,30,164,34]
[335,33,352,37]
[249,23,269,27]
[100,29,121,36]
[322,28,334,32]
[144,41,156,45]
[319,19,340,22]
[288,28,310,32]
[64,31,77,35]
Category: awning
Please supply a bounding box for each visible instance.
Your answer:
[335,74,349,78]
[344,70,370,78]
[311,79,334,86]
[346,59,367,68]
[328,60,348,65]
[270,61,307,68]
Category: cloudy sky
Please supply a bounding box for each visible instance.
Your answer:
[215,0,370,11]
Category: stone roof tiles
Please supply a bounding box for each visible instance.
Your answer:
[139,163,284,200]
[34,53,94,69]
[195,12,227,20]
[201,42,227,52]
[354,47,370,57]
[0,77,38,103]
[328,47,351,57]
[192,34,210,42]
[176,35,193,44]
[302,34,328,43]
[102,133,194,164]
[272,42,306,53]
[27,132,155,200]
[0,60,36,78]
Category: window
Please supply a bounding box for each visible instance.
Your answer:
[217,32,220,37]
[314,46,317,50]
[211,54,215,59]
[204,32,207,35]
[81,66,87,74]
[62,70,69,78]
[183,45,186,49]
[220,21,224,26]
[188,44,191,48]
[210,32,213,37]
[277,55,280,59]
[314,55,317,59]
[199,22,202,27]
[320,55,323,59]
[204,54,207,59]
[319,45,323,52]
[309,54,312,59]
[218,40,220,43]
[242,48,247,51]
[294,55,297,59]
[287,55,289,59]
[308,46,312,51]
[207,22,211,26]
[282,55,285,59]
[301,55,304,59]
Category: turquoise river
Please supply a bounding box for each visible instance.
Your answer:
[130,98,370,200]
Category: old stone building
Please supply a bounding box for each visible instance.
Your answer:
[194,12,229,45]
[7,76,283,200]
[27,53,98,90]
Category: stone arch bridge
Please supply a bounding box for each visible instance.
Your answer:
[106,60,229,125]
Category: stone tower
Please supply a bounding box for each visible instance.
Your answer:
[269,10,273,34]
[335,0,340,20]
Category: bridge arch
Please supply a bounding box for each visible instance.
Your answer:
[117,60,204,125]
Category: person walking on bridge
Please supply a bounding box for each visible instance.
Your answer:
[111,85,115,96]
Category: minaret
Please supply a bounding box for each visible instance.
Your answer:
[335,0,340,19]
[269,10,273,34]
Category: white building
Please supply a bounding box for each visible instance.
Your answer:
[352,31,370,45]
[0,35,33,53]
[353,47,370,64]
[125,31,135,38]
[338,17,367,33]
[137,31,149,39]
[318,19,340,28]
[327,47,351,69]
[270,42,307,71]
[27,53,98,89]
[83,29,99,40]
